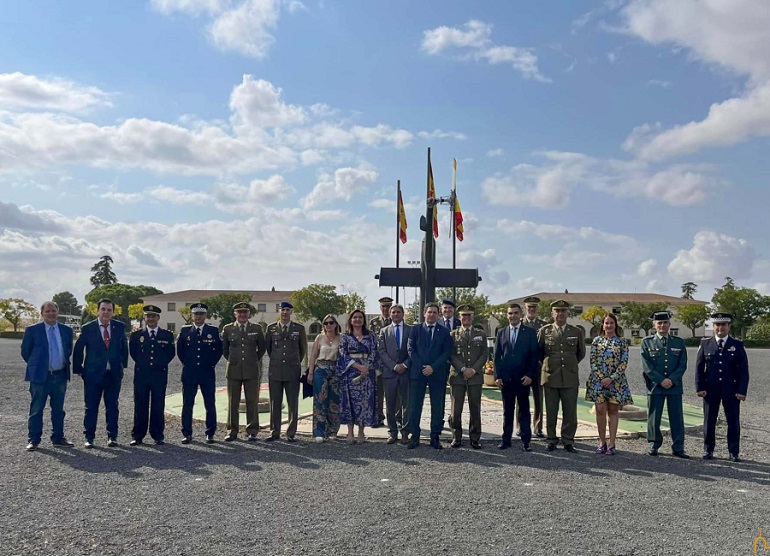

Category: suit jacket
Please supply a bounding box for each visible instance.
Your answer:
[438,316,462,331]
[377,322,412,380]
[537,323,586,388]
[407,323,452,382]
[494,324,539,382]
[640,334,687,395]
[176,323,223,383]
[73,319,129,379]
[265,321,308,381]
[450,326,488,385]
[129,327,176,378]
[21,321,74,382]
[695,336,749,396]
[222,321,266,380]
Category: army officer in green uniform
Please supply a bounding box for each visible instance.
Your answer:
[222,302,266,442]
[641,311,689,458]
[537,300,586,452]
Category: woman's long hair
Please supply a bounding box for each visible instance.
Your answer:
[321,314,341,336]
[600,313,623,338]
[345,309,369,336]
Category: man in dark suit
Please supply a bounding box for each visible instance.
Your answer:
[128,304,176,446]
[377,304,412,444]
[21,300,75,451]
[73,298,129,448]
[177,302,223,444]
[439,298,461,331]
[494,303,540,451]
[517,296,547,438]
[406,302,452,449]
[696,312,749,462]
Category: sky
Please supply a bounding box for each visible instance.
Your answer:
[2,0,769,312]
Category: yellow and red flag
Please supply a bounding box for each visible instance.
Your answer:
[454,195,464,242]
[398,189,407,244]
[428,158,438,238]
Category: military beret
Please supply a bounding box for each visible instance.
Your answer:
[550,299,570,309]
[650,311,671,321]
[441,298,456,307]
[143,305,161,315]
[711,312,732,323]
[280,301,294,309]
[523,296,541,306]
[378,297,394,305]
[190,302,208,314]
[457,304,475,315]
[233,302,252,312]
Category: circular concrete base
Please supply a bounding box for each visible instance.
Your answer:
[588,404,647,420]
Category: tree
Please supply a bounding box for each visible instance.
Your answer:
[0,298,37,331]
[712,282,770,339]
[675,304,710,337]
[290,284,346,323]
[90,255,117,287]
[85,283,164,326]
[535,300,555,323]
[618,301,668,336]
[178,305,193,325]
[580,306,607,336]
[746,322,770,341]
[201,292,256,330]
[436,287,494,331]
[680,282,698,299]
[405,298,421,325]
[52,291,81,316]
[342,292,367,313]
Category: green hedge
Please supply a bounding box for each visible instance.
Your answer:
[684,337,702,347]
[742,339,770,348]
[0,331,24,339]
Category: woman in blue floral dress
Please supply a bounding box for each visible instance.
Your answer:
[337,309,379,444]
[586,313,633,455]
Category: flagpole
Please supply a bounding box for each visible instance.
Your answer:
[395,179,401,304]
[452,158,457,301]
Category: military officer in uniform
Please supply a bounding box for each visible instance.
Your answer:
[369,296,393,428]
[265,302,307,442]
[516,296,547,438]
[222,302,267,442]
[177,303,223,444]
[641,311,689,458]
[695,312,749,462]
[128,305,176,445]
[538,300,586,453]
[449,305,488,449]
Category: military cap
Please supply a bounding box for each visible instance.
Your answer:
[550,299,570,310]
[457,304,475,315]
[378,296,394,305]
[280,301,294,309]
[523,296,541,307]
[441,298,456,308]
[142,304,161,315]
[711,312,732,323]
[650,311,671,321]
[190,302,208,314]
[233,302,252,312]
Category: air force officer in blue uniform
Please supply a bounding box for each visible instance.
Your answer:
[695,312,749,462]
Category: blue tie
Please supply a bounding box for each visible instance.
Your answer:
[48,325,61,371]
[395,325,401,348]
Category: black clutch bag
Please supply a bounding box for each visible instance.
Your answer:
[300,368,313,399]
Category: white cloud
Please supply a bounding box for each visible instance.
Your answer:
[486,148,504,157]
[99,191,144,204]
[209,0,280,58]
[149,0,224,15]
[299,149,324,166]
[416,129,467,141]
[647,79,671,88]
[667,230,756,282]
[0,201,64,232]
[637,258,657,277]
[0,72,111,112]
[516,276,560,292]
[301,166,378,209]
[148,185,210,205]
[229,75,306,132]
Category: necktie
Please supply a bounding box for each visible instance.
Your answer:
[48,325,61,370]
[395,325,401,348]
[196,327,202,337]
[661,336,667,351]
[428,325,434,340]
[150,330,156,340]
[445,319,451,330]
[282,325,288,336]
[240,324,246,334]
[718,338,724,352]
[102,324,110,349]
[465,328,471,340]
[510,326,517,346]
[555,326,562,341]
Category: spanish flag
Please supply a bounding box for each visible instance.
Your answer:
[428,158,439,238]
[398,189,407,244]
[454,195,464,242]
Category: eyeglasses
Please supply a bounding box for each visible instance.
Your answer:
[323,321,336,326]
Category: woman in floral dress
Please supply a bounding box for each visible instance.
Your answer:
[337,309,379,444]
[586,313,633,455]
[307,314,341,442]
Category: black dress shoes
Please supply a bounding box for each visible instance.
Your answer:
[286,436,297,443]
[429,438,443,450]
[224,434,237,442]
[672,450,690,459]
[647,447,658,456]
[564,445,576,453]
[181,436,192,444]
[729,454,741,462]
[264,435,279,442]
[450,440,462,448]
[52,438,74,447]
[129,439,142,446]
[497,441,511,450]
[106,437,118,447]
[247,434,258,442]
[84,439,95,449]
[547,444,557,452]
[155,439,165,446]
[702,451,714,460]
[535,431,545,439]
[522,444,532,452]
[205,434,215,444]
[387,435,398,445]
[407,439,420,449]
[26,442,39,451]
[470,441,482,450]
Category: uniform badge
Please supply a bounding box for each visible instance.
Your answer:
[207,334,212,339]
[728,346,736,352]
[140,336,145,343]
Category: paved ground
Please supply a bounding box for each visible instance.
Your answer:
[1,339,768,555]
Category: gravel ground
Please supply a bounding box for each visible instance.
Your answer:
[1,339,768,556]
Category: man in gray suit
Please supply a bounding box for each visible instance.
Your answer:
[377,304,412,444]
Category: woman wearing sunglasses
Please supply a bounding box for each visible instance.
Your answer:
[307,314,342,442]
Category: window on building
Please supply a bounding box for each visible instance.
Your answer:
[257,303,267,312]
[612,306,622,314]
[631,330,641,338]
[167,323,176,333]
[310,323,321,334]
[671,328,679,336]
[275,304,281,312]
[573,306,583,315]
[167,302,176,312]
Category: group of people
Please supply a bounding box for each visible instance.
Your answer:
[21,295,750,462]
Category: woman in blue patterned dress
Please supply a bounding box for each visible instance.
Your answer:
[586,313,632,455]
[338,309,379,444]
[307,314,341,443]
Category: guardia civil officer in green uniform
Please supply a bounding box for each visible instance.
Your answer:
[537,300,586,452]
[642,311,689,458]
[369,296,393,428]
[222,302,266,442]
[448,305,488,449]
[517,296,548,438]
[265,302,307,442]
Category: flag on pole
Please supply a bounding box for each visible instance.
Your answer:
[398,189,407,244]
[454,195,464,242]
[428,157,439,238]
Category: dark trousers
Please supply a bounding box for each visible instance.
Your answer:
[502,379,531,445]
[83,371,122,440]
[181,377,217,437]
[544,385,578,446]
[28,371,68,444]
[227,378,261,436]
[376,374,385,424]
[450,382,482,442]
[132,374,167,442]
[409,377,445,440]
[269,379,300,438]
[514,381,543,434]
[703,392,741,455]
[384,374,410,436]
[647,394,684,452]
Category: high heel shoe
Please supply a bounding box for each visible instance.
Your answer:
[596,443,607,454]
[346,434,356,445]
